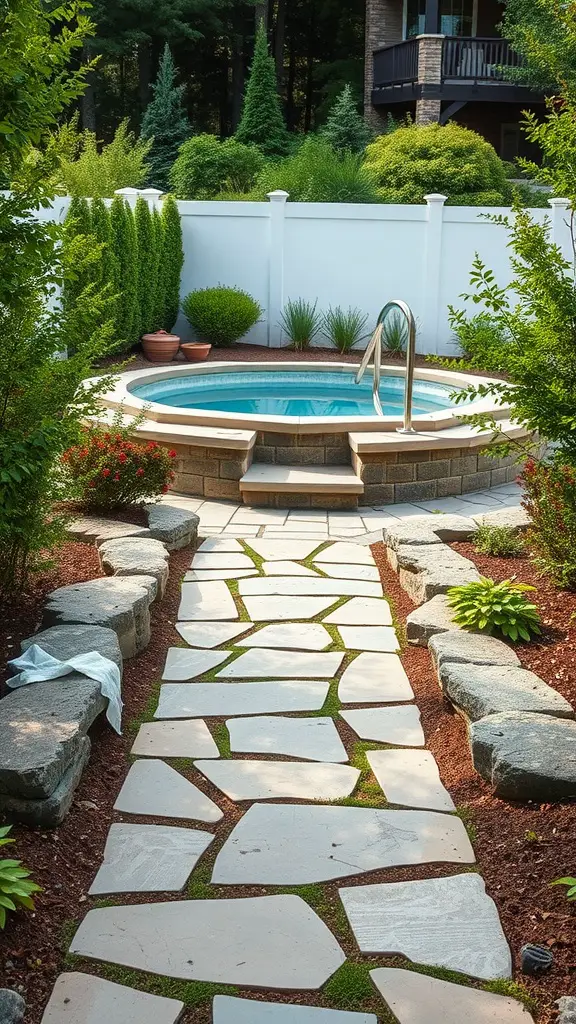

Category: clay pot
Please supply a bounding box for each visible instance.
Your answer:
[142,330,180,363]
[180,342,212,362]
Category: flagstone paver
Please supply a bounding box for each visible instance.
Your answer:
[340,706,425,746]
[114,759,222,822]
[366,749,455,812]
[339,874,511,979]
[263,560,320,576]
[155,680,331,718]
[247,539,323,561]
[175,621,252,647]
[131,720,219,759]
[216,649,344,679]
[178,580,238,620]
[338,653,414,704]
[239,577,383,598]
[319,564,380,582]
[40,973,185,1024]
[197,537,243,552]
[314,543,375,565]
[89,823,214,895]
[190,552,255,570]
[337,626,399,653]
[212,995,378,1023]
[212,804,475,884]
[227,716,348,762]
[369,968,533,1023]
[237,623,332,651]
[184,568,258,581]
[243,596,339,621]
[194,760,360,801]
[70,896,346,989]
[323,597,393,626]
[162,647,230,680]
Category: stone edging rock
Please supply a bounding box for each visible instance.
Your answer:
[383,511,576,801]
[68,503,199,551]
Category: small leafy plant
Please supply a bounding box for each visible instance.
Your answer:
[522,459,576,589]
[0,825,41,929]
[382,309,408,353]
[323,306,368,353]
[279,298,322,350]
[447,576,542,642]
[474,523,525,558]
[551,876,576,901]
[182,286,262,347]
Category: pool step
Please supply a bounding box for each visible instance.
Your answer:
[239,464,363,509]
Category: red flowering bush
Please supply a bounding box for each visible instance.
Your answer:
[521,458,576,589]
[62,424,176,510]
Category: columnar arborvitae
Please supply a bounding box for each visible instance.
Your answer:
[90,197,116,289]
[110,196,138,350]
[135,196,154,336]
[140,43,191,191]
[62,196,92,311]
[160,195,184,330]
[321,84,372,154]
[150,206,164,329]
[235,21,290,158]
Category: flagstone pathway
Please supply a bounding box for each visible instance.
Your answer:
[42,532,535,1024]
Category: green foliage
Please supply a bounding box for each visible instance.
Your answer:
[141,43,191,192]
[110,196,139,351]
[252,137,382,204]
[0,825,41,929]
[235,21,290,158]
[382,309,408,353]
[182,286,261,346]
[551,875,576,900]
[170,134,263,200]
[445,312,511,374]
[56,120,152,198]
[135,198,154,337]
[364,122,511,205]
[279,298,322,350]
[323,306,368,353]
[521,459,576,589]
[159,196,184,331]
[63,416,176,509]
[62,197,92,314]
[501,0,576,94]
[150,207,164,330]
[447,577,542,642]
[321,84,371,154]
[90,198,116,290]
[474,523,525,558]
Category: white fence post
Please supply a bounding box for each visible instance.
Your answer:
[139,187,164,211]
[423,193,447,354]
[114,187,141,210]
[548,198,573,266]
[267,190,288,347]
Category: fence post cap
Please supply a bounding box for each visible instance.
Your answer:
[139,187,164,197]
[424,193,448,204]
[548,197,571,207]
[267,190,289,202]
[114,187,140,195]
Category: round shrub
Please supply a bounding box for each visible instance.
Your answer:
[169,134,264,200]
[364,122,512,205]
[63,425,176,510]
[182,286,262,346]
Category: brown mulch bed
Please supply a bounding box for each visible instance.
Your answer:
[371,543,576,1022]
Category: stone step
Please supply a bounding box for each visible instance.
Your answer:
[240,464,363,496]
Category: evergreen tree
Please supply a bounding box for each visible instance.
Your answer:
[160,195,184,330]
[62,197,92,312]
[321,84,371,154]
[110,196,138,350]
[140,44,191,191]
[135,197,154,336]
[90,197,116,288]
[150,206,164,329]
[235,22,290,158]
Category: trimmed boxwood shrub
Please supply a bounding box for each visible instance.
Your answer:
[182,286,262,346]
[170,134,264,200]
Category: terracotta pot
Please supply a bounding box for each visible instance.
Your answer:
[142,329,180,363]
[181,342,212,362]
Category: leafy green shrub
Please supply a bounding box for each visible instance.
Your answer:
[551,875,576,901]
[323,306,368,353]
[321,84,372,154]
[182,286,262,346]
[447,576,542,642]
[279,298,322,350]
[252,137,381,204]
[159,196,184,331]
[63,420,177,510]
[382,309,408,353]
[0,825,41,929]
[56,120,152,198]
[521,459,576,589]
[474,523,525,557]
[446,312,511,373]
[364,122,511,205]
[234,21,290,158]
[170,134,263,200]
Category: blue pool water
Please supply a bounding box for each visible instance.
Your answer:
[132,370,461,418]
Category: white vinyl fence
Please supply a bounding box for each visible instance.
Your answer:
[31,188,573,356]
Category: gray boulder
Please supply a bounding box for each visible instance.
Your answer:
[393,543,480,604]
[20,623,122,669]
[67,516,151,546]
[429,630,520,672]
[144,503,199,550]
[557,997,576,1024]
[43,576,157,659]
[99,537,169,599]
[470,712,576,800]
[406,595,459,646]
[440,663,574,723]
[383,513,477,550]
[471,506,530,530]
[0,737,91,827]
[0,990,25,1024]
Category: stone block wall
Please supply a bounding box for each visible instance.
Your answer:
[245,491,358,510]
[416,35,443,124]
[169,442,251,501]
[254,432,351,467]
[365,0,403,128]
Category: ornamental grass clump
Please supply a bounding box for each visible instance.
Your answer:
[182,286,261,346]
[63,422,176,510]
[323,306,368,353]
[447,576,542,643]
[279,298,322,350]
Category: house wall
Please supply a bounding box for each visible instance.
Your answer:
[365,0,403,128]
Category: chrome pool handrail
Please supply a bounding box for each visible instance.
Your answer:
[355,299,417,433]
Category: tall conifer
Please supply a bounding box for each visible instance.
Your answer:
[235,22,290,158]
[141,44,191,191]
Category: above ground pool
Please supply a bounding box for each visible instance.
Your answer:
[131,369,463,418]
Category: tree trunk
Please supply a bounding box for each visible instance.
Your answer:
[286,40,297,128]
[81,65,97,131]
[231,34,245,130]
[254,2,267,32]
[138,42,152,114]
[274,0,286,88]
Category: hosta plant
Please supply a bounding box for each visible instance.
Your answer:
[0,826,41,928]
[551,876,576,901]
[447,576,542,642]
